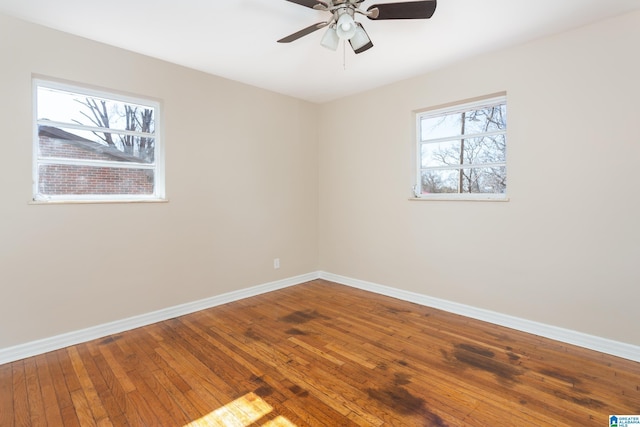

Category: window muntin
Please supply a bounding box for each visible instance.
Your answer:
[416,96,507,199]
[33,79,163,202]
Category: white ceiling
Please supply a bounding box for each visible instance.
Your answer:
[1,0,639,103]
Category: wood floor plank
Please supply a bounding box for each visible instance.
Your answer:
[24,357,47,426]
[97,343,136,394]
[46,350,81,427]
[2,279,639,426]
[80,341,129,426]
[66,346,111,424]
[69,389,98,427]
[11,360,30,427]
[0,362,15,427]
[34,354,64,426]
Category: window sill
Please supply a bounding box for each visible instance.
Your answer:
[29,198,169,205]
[409,196,509,202]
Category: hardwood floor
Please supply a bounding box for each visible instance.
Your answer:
[1,279,639,426]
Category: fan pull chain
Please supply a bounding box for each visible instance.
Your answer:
[343,40,347,70]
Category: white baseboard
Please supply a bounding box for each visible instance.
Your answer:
[319,271,640,363]
[3,270,638,365]
[0,272,320,365]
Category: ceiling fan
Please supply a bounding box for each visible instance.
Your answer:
[277,0,437,54]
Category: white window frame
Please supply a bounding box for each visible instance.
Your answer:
[414,94,507,201]
[32,78,165,203]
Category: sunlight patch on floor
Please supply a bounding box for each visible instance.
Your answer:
[261,416,298,427]
[183,392,297,427]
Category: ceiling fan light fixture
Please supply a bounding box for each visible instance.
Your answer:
[335,12,357,39]
[349,23,373,54]
[320,26,339,50]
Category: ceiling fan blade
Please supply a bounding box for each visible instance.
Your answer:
[367,0,437,20]
[284,0,328,10]
[277,22,329,43]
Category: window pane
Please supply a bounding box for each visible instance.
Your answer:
[461,166,507,193]
[38,126,155,163]
[463,104,507,135]
[420,169,459,194]
[421,134,505,168]
[421,140,461,167]
[421,103,506,141]
[420,167,506,194]
[421,112,463,141]
[37,86,155,134]
[38,165,155,195]
[460,134,506,165]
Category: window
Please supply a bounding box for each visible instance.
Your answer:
[415,95,507,200]
[33,79,164,202]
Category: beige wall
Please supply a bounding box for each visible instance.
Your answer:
[318,11,640,346]
[0,14,319,349]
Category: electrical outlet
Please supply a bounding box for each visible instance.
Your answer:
[273,258,280,269]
